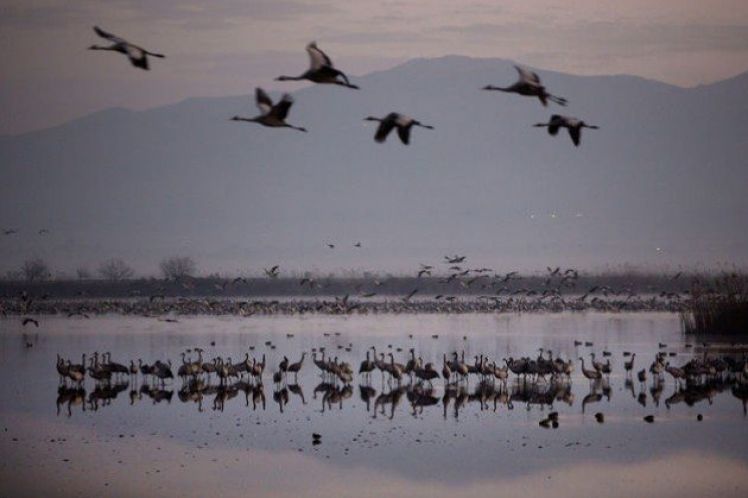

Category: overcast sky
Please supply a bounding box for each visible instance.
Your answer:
[2,0,748,135]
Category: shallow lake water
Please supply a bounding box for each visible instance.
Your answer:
[1,312,747,497]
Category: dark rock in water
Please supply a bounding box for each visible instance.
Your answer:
[644,415,655,423]
[697,414,703,421]
[552,421,559,429]
[312,433,321,439]
[595,412,604,423]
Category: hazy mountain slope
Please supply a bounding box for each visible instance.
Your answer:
[1,56,746,274]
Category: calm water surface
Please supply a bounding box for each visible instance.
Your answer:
[1,312,747,497]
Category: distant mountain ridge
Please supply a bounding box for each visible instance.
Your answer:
[1,56,746,275]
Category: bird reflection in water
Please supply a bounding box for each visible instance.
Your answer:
[88,381,129,411]
[314,382,353,413]
[359,384,377,412]
[407,384,439,416]
[732,384,748,415]
[511,379,575,411]
[56,385,86,417]
[140,383,173,406]
[665,377,733,409]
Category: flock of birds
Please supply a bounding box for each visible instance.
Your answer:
[89,27,598,146]
[0,29,699,324]
[14,23,748,423]
[6,260,696,327]
[54,340,748,419]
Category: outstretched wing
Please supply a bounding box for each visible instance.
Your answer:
[124,46,150,69]
[374,116,397,143]
[393,114,414,144]
[568,127,581,146]
[272,94,294,120]
[255,88,274,115]
[547,114,563,135]
[93,26,128,45]
[307,42,333,70]
[397,125,411,145]
[515,65,540,85]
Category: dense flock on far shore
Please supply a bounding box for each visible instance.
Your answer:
[2,268,746,329]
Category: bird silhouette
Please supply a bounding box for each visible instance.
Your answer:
[364,113,434,145]
[534,115,599,146]
[231,88,306,132]
[483,65,567,106]
[89,26,165,70]
[276,42,358,89]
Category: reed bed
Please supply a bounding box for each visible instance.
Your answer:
[682,273,748,335]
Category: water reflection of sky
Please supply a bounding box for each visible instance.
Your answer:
[1,313,747,497]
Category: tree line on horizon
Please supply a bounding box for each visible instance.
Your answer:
[4,256,197,282]
[3,256,744,283]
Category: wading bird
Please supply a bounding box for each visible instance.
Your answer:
[287,353,305,381]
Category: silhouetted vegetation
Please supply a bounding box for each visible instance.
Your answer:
[160,256,196,280]
[21,258,51,282]
[681,273,748,336]
[76,267,92,280]
[97,258,135,281]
